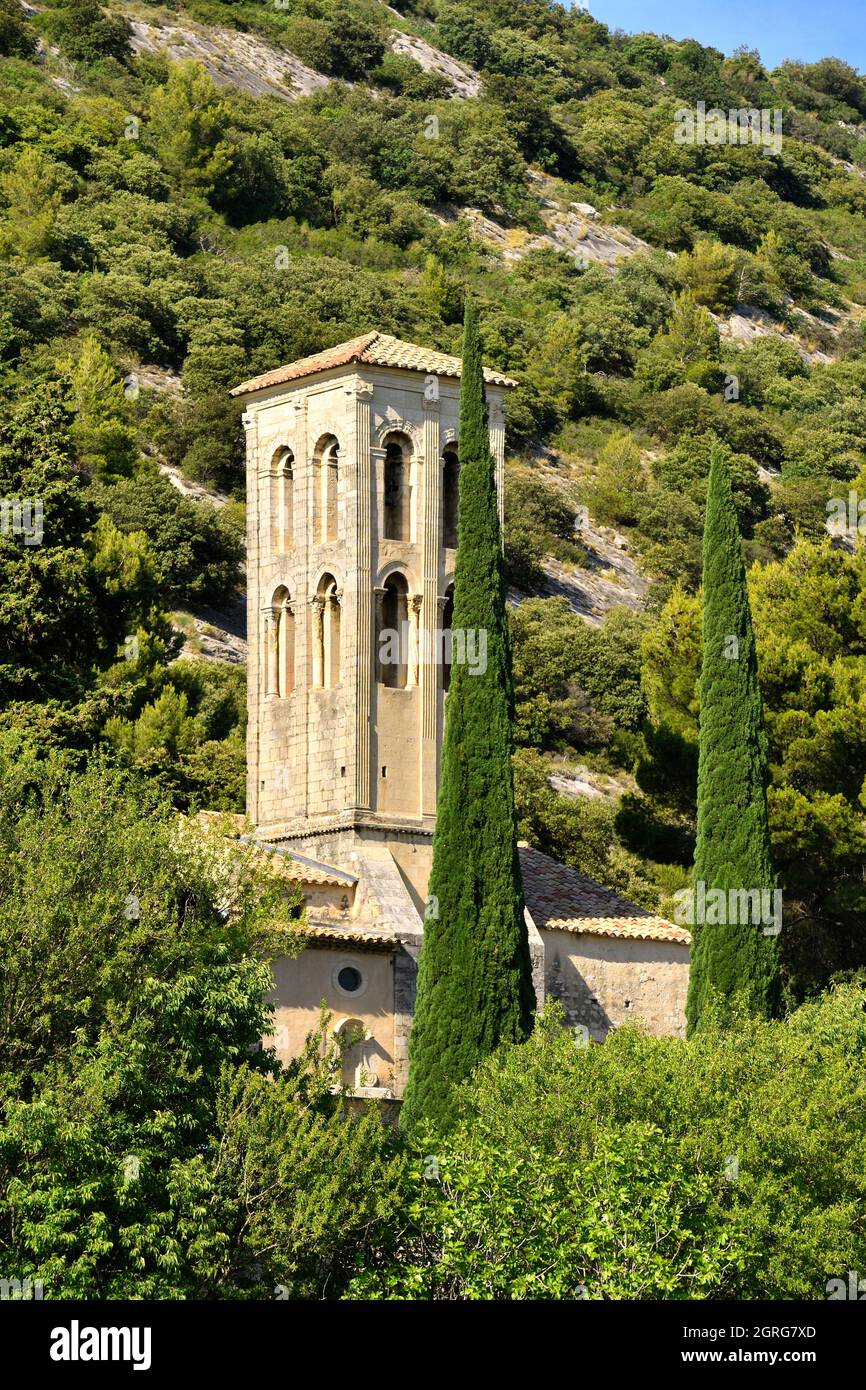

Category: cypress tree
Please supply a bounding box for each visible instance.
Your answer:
[686,444,781,1033]
[400,303,534,1132]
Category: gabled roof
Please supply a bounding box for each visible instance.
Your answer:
[229,331,519,397]
[519,844,691,946]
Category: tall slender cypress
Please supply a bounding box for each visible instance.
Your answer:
[686,445,781,1033]
[400,304,534,1132]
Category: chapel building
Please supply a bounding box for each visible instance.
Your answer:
[227,332,689,1097]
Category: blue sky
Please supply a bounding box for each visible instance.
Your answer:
[581,0,866,72]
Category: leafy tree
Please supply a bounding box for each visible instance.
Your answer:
[504,468,582,590]
[352,1111,736,1299]
[401,304,534,1132]
[38,0,130,65]
[677,239,739,312]
[0,383,159,702]
[57,333,138,477]
[510,597,646,749]
[94,469,243,606]
[0,747,390,1297]
[686,446,780,1031]
[356,985,866,1300]
[0,147,64,260]
[147,62,233,198]
[587,429,645,526]
[0,0,36,57]
[656,291,721,373]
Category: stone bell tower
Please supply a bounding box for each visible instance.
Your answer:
[231,332,515,908]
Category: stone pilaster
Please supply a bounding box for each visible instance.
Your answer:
[348,378,374,810]
[421,395,440,816]
[244,408,261,823]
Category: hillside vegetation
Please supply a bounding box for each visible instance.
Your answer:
[2,0,866,996]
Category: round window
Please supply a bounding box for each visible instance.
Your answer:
[337,965,363,993]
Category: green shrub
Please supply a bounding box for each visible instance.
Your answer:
[93,469,243,606]
[353,985,866,1299]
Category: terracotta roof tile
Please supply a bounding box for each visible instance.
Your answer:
[301,923,400,950]
[519,844,690,946]
[230,331,518,396]
[239,837,357,888]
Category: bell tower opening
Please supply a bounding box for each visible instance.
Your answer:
[378,572,409,690]
[314,573,341,690]
[442,446,459,549]
[383,434,412,542]
[313,435,339,544]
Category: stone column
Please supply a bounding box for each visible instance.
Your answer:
[264,604,278,698]
[373,586,387,685]
[407,594,422,688]
[280,600,294,697]
[348,378,374,811]
[437,592,450,690]
[310,597,324,689]
[420,396,441,817]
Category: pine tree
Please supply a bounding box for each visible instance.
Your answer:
[686,444,780,1033]
[400,303,534,1132]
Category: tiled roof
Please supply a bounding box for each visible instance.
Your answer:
[302,923,401,950]
[230,331,518,396]
[519,844,691,946]
[192,816,358,889]
[240,837,357,888]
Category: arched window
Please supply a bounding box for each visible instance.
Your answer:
[334,1017,377,1090]
[313,436,339,544]
[383,435,411,542]
[442,447,459,549]
[270,448,294,553]
[268,586,294,697]
[314,573,341,689]
[377,573,408,689]
[441,584,454,692]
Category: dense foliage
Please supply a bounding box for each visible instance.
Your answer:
[353,988,866,1299]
